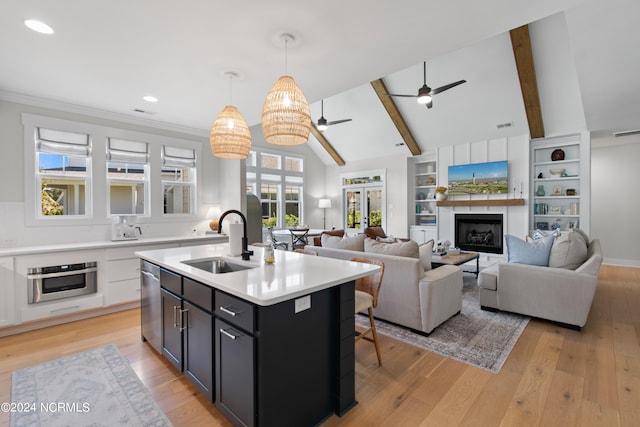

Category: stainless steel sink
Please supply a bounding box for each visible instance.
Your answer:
[181,257,256,274]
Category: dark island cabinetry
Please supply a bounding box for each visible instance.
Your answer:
[141,259,357,427]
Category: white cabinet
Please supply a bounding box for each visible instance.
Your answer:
[530,134,590,234]
[409,226,437,244]
[0,257,16,327]
[105,243,174,306]
[409,154,438,241]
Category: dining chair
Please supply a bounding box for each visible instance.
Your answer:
[289,228,309,251]
[350,257,385,366]
[267,227,289,250]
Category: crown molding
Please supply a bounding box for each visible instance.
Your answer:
[0,90,209,138]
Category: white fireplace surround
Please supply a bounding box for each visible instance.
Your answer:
[436,136,530,261]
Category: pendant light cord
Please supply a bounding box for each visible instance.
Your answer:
[284,36,289,76]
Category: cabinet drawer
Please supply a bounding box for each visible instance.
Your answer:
[107,278,141,305]
[106,258,140,283]
[106,243,175,261]
[215,291,255,334]
[161,268,182,296]
[183,277,213,312]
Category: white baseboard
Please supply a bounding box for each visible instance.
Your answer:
[603,258,640,268]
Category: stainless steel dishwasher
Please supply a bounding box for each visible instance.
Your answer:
[141,260,161,353]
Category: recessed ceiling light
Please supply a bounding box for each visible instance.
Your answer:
[24,19,54,35]
[143,95,158,103]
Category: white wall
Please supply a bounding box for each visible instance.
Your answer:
[591,138,640,267]
[530,12,587,137]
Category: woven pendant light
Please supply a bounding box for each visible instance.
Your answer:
[210,72,251,159]
[210,105,251,159]
[261,34,311,146]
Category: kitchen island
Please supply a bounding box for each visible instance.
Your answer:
[136,243,379,427]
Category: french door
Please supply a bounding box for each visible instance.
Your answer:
[344,186,384,235]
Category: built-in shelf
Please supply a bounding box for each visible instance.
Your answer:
[437,199,525,207]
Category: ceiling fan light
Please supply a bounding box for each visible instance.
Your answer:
[317,116,328,131]
[262,75,311,146]
[417,95,432,104]
[210,105,251,159]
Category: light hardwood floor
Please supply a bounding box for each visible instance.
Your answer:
[1,264,638,426]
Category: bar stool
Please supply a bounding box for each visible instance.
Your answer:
[350,257,385,366]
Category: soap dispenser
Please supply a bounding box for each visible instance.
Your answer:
[264,237,275,264]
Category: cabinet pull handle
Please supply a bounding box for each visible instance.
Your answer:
[173,305,179,327]
[219,305,238,317]
[220,328,238,340]
[180,308,189,332]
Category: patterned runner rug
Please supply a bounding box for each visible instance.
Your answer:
[357,275,529,373]
[11,344,172,427]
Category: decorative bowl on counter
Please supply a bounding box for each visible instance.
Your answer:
[549,168,566,175]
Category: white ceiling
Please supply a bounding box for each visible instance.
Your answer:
[1,0,638,164]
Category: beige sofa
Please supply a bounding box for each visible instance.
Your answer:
[478,238,602,330]
[308,237,463,335]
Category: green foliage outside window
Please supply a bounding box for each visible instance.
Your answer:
[41,182,64,215]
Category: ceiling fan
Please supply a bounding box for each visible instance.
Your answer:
[315,100,352,131]
[384,61,466,109]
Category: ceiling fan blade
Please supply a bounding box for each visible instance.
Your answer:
[383,93,418,98]
[430,80,466,95]
[327,118,352,126]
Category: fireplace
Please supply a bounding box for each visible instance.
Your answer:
[455,213,503,254]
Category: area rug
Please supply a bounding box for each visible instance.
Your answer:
[11,344,172,427]
[356,274,529,374]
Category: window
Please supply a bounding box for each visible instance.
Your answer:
[162,145,196,215]
[285,177,303,226]
[35,127,91,217]
[260,181,279,227]
[24,114,202,226]
[106,138,149,215]
[246,149,304,228]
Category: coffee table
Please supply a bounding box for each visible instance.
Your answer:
[431,251,480,277]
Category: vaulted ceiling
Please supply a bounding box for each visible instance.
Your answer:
[1,0,638,165]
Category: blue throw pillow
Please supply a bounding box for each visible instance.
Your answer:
[505,234,555,266]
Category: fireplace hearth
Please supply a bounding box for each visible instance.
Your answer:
[455,213,503,254]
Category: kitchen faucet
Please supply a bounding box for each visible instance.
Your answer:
[217,209,253,260]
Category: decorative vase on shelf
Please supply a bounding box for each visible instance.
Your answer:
[551,148,565,161]
[536,185,545,196]
[436,192,447,202]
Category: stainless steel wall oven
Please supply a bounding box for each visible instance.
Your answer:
[27,262,98,304]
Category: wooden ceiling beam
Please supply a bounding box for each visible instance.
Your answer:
[370,79,422,156]
[310,124,346,166]
[510,24,545,139]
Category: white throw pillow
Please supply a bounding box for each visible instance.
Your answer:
[418,239,435,271]
[548,231,588,270]
[364,237,419,258]
[321,233,366,251]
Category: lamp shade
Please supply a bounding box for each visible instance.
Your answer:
[210,105,251,159]
[318,198,332,209]
[261,75,311,146]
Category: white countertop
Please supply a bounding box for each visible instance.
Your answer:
[136,244,380,306]
[0,234,227,257]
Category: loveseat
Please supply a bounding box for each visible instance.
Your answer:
[478,229,602,330]
[308,234,463,335]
